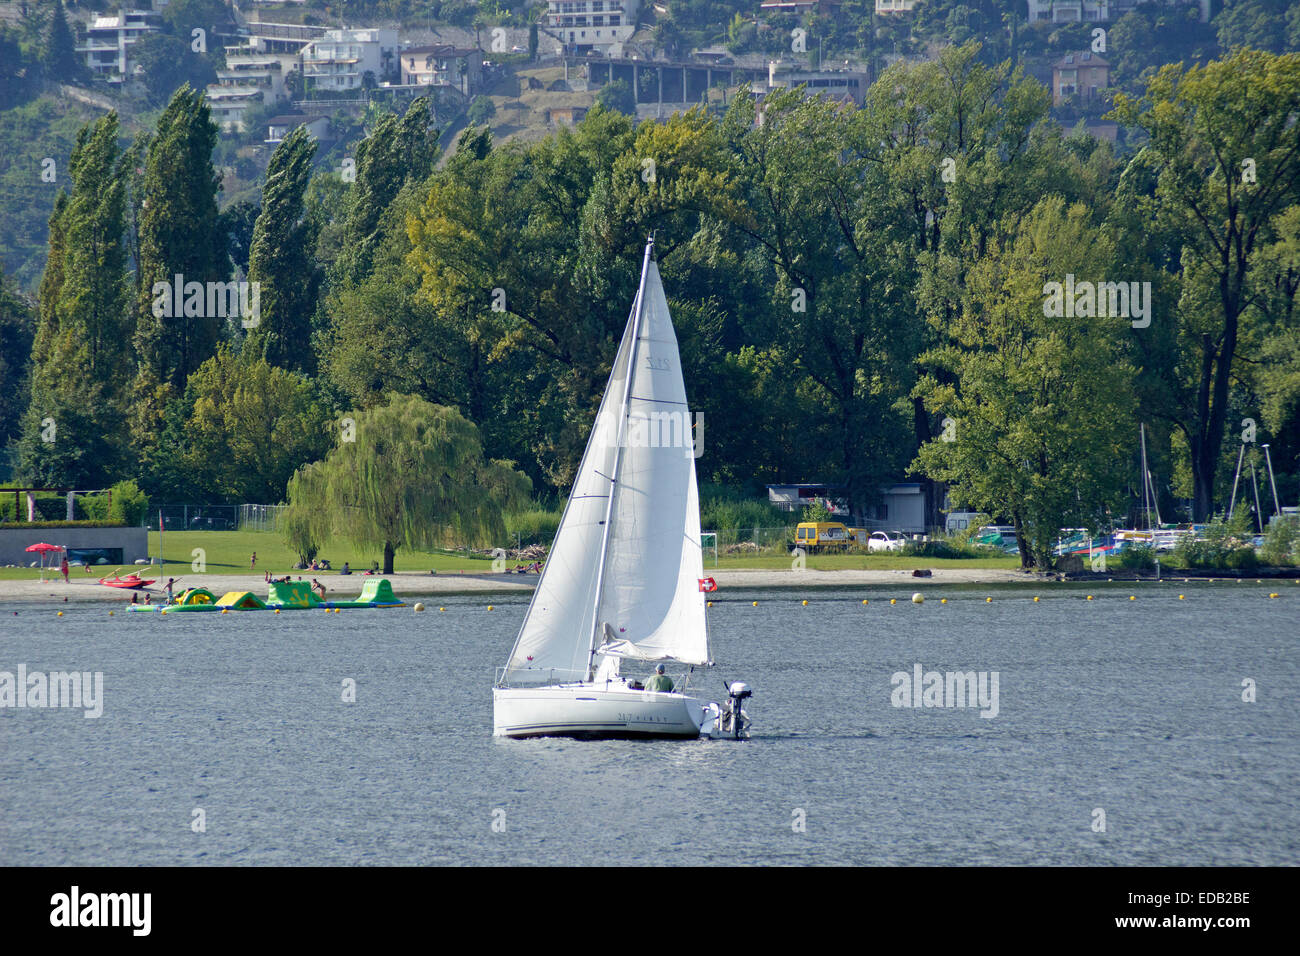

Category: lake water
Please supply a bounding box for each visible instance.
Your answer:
[1,582,1296,865]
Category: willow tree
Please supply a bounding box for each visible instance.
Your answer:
[282,394,531,573]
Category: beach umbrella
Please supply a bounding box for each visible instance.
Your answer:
[25,541,65,580]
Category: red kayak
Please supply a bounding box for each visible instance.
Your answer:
[99,568,156,590]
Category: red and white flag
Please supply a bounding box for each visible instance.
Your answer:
[698,577,717,593]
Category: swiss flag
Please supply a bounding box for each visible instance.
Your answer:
[698,577,717,593]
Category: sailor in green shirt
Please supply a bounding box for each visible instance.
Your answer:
[645,663,675,693]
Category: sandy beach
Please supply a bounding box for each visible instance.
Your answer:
[0,565,1039,603]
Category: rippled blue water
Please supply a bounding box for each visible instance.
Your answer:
[1,581,1296,865]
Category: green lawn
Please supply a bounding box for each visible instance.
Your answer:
[0,529,497,580]
[0,528,1022,581]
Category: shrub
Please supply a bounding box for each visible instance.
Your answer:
[1118,544,1156,570]
[1260,518,1298,567]
[505,505,563,545]
[108,480,149,526]
[1173,508,1255,569]
[1225,547,1259,570]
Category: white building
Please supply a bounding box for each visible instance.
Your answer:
[766,482,931,532]
[1026,0,1209,23]
[75,8,160,81]
[300,27,398,94]
[1026,0,1109,21]
[545,0,640,56]
[205,25,324,133]
[874,0,919,13]
[767,59,869,106]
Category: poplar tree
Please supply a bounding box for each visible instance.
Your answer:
[130,85,225,466]
[17,113,131,487]
[247,125,319,373]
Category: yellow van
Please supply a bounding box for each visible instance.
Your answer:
[793,521,851,552]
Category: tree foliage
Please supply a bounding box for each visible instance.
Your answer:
[282,394,531,572]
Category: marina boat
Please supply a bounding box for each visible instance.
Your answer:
[492,236,751,740]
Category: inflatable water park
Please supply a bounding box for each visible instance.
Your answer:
[127,578,405,613]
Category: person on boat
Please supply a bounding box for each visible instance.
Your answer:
[143,593,152,605]
[60,557,69,583]
[311,579,327,600]
[130,592,138,605]
[165,578,175,603]
[645,663,674,693]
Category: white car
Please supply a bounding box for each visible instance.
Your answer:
[867,531,906,552]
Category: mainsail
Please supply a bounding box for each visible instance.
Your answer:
[502,240,709,685]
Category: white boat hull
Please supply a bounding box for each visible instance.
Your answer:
[493,683,712,739]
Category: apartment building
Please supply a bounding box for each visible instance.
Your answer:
[205,23,326,133]
[399,44,483,96]
[75,8,160,80]
[545,0,640,56]
[301,27,398,93]
[1052,50,1109,105]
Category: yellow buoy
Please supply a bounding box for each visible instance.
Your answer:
[57,611,63,616]
[487,605,494,611]
[1129,595,1136,601]
[752,601,758,607]
[707,601,713,607]
[108,611,114,616]
[940,598,947,604]
[274,608,280,614]
[862,599,869,605]
[1033,596,1039,602]
[1086,595,1093,601]
[1270,593,1278,599]
[801,600,808,606]
[890,599,897,605]
[439,607,446,612]
[413,602,425,612]
[985,597,992,603]
[221,608,228,614]
[911,593,924,604]
[1178,594,1185,600]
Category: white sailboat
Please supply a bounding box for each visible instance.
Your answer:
[493,236,751,739]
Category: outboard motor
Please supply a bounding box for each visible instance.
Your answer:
[720,681,752,739]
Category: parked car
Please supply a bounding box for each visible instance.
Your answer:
[867,531,906,552]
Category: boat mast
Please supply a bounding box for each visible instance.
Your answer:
[1228,442,1246,518]
[584,236,656,680]
[1139,424,1151,530]
[1262,444,1281,521]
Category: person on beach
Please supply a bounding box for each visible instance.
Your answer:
[251,552,257,570]
[340,562,350,575]
[60,557,69,583]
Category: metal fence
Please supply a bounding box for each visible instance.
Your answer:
[150,505,240,531]
[239,504,286,532]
